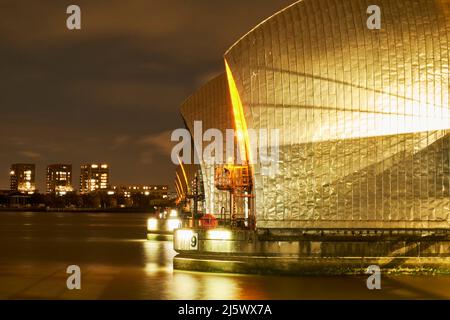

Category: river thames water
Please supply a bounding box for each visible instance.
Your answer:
[0,211,449,300]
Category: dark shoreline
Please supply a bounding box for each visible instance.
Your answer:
[0,207,153,214]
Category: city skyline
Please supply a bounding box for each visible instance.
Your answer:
[4,162,168,193]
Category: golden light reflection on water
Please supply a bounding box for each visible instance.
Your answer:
[142,239,240,299]
[167,272,242,300]
[142,240,175,276]
[201,276,239,300]
[144,262,173,275]
[170,273,200,300]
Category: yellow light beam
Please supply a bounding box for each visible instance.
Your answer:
[175,179,183,198]
[174,180,181,197]
[176,172,185,195]
[177,156,191,193]
[175,182,180,197]
[225,59,252,164]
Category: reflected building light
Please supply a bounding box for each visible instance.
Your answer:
[170,273,199,300]
[203,277,237,300]
[142,240,175,276]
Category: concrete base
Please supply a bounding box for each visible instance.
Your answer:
[174,254,450,275]
[173,228,450,275]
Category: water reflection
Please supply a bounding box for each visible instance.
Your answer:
[142,239,240,299]
[0,212,449,300]
[143,240,174,275]
[170,273,201,300]
[201,276,240,300]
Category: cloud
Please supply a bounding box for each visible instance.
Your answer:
[110,135,131,150]
[19,150,42,160]
[7,137,27,146]
[138,130,174,156]
[136,130,177,166]
[139,151,154,165]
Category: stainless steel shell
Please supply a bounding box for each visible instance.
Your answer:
[224,0,450,229]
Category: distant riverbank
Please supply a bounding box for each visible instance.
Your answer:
[0,207,153,213]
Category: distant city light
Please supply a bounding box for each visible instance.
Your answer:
[147,218,158,231]
[166,218,181,232]
[170,209,178,217]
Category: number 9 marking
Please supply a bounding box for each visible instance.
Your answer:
[190,235,197,248]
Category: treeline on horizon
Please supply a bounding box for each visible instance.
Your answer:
[0,191,174,210]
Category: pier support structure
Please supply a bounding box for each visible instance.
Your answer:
[173,228,450,275]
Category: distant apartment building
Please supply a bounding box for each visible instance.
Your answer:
[10,163,36,194]
[111,185,168,198]
[79,164,109,194]
[46,164,73,195]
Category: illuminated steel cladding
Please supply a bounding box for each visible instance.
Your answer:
[180,73,234,215]
[224,0,450,229]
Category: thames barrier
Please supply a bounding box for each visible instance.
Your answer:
[171,0,450,275]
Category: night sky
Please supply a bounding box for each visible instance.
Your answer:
[0,0,295,191]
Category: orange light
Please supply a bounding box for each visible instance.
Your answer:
[174,180,182,198]
[225,59,252,164]
[177,156,190,193]
[176,172,185,195]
